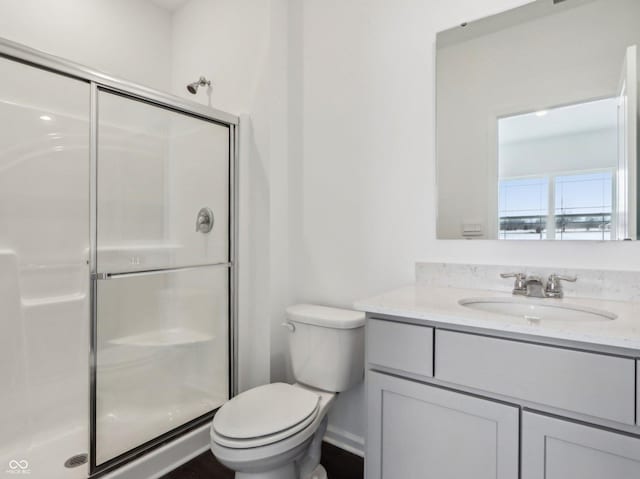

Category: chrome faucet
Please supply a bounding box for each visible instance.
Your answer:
[501,272,577,298]
[524,275,545,298]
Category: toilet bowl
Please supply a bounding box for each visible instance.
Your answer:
[210,304,365,479]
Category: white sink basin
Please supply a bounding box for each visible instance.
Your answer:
[458,297,617,322]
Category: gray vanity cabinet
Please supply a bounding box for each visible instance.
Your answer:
[367,370,519,479]
[522,412,640,478]
[365,316,640,479]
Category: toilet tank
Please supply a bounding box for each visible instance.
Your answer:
[285,304,365,392]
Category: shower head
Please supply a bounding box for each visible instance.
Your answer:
[187,76,211,94]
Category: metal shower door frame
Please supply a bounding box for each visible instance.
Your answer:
[0,37,239,478]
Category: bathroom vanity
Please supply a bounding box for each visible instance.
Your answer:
[406,0,640,473]
[357,285,640,479]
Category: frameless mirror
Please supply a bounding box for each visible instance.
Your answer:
[436,0,639,240]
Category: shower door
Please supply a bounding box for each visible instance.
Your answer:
[93,90,231,468]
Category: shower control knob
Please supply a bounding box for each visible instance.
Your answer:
[196,207,214,233]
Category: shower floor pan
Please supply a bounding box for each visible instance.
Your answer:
[0,425,88,479]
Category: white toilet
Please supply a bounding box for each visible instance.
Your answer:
[210,304,365,479]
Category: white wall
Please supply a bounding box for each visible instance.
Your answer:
[436,0,640,238]
[0,0,173,92]
[170,0,270,114]
[170,0,291,391]
[287,0,640,452]
[286,0,519,452]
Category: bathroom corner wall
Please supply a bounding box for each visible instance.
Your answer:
[169,0,292,392]
[7,0,640,461]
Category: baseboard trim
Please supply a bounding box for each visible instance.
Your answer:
[324,425,365,458]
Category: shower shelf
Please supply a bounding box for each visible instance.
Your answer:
[22,292,86,308]
[109,328,215,347]
[97,243,184,253]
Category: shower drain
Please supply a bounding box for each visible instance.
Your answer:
[64,454,88,468]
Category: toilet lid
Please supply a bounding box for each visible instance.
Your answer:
[213,383,320,440]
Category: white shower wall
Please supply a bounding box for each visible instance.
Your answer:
[0,57,90,479]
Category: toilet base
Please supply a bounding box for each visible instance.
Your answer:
[235,462,297,479]
[234,462,327,479]
[305,464,328,479]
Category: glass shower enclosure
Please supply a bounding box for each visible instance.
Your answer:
[0,38,237,478]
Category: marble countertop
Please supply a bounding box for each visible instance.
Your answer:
[354,285,640,352]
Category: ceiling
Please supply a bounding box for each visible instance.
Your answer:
[499,97,619,144]
[148,0,189,12]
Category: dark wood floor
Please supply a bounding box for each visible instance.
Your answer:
[161,442,363,479]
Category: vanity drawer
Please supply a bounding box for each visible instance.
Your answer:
[367,318,433,377]
[435,330,636,425]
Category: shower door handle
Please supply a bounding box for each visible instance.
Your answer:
[195,207,214,233]
[92,262,232,280]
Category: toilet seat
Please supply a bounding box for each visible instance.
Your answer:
[212,383,320,449]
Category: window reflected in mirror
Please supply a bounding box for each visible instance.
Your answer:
[498,99,616,241]
[436,0,638,241]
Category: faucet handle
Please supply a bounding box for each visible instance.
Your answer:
[545,274,577,298]
[549,274,577,283]
[500,273,527,295]
[500,272,526,279]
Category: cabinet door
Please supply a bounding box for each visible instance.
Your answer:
[522,412,640,479]
[367,371,519,479]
